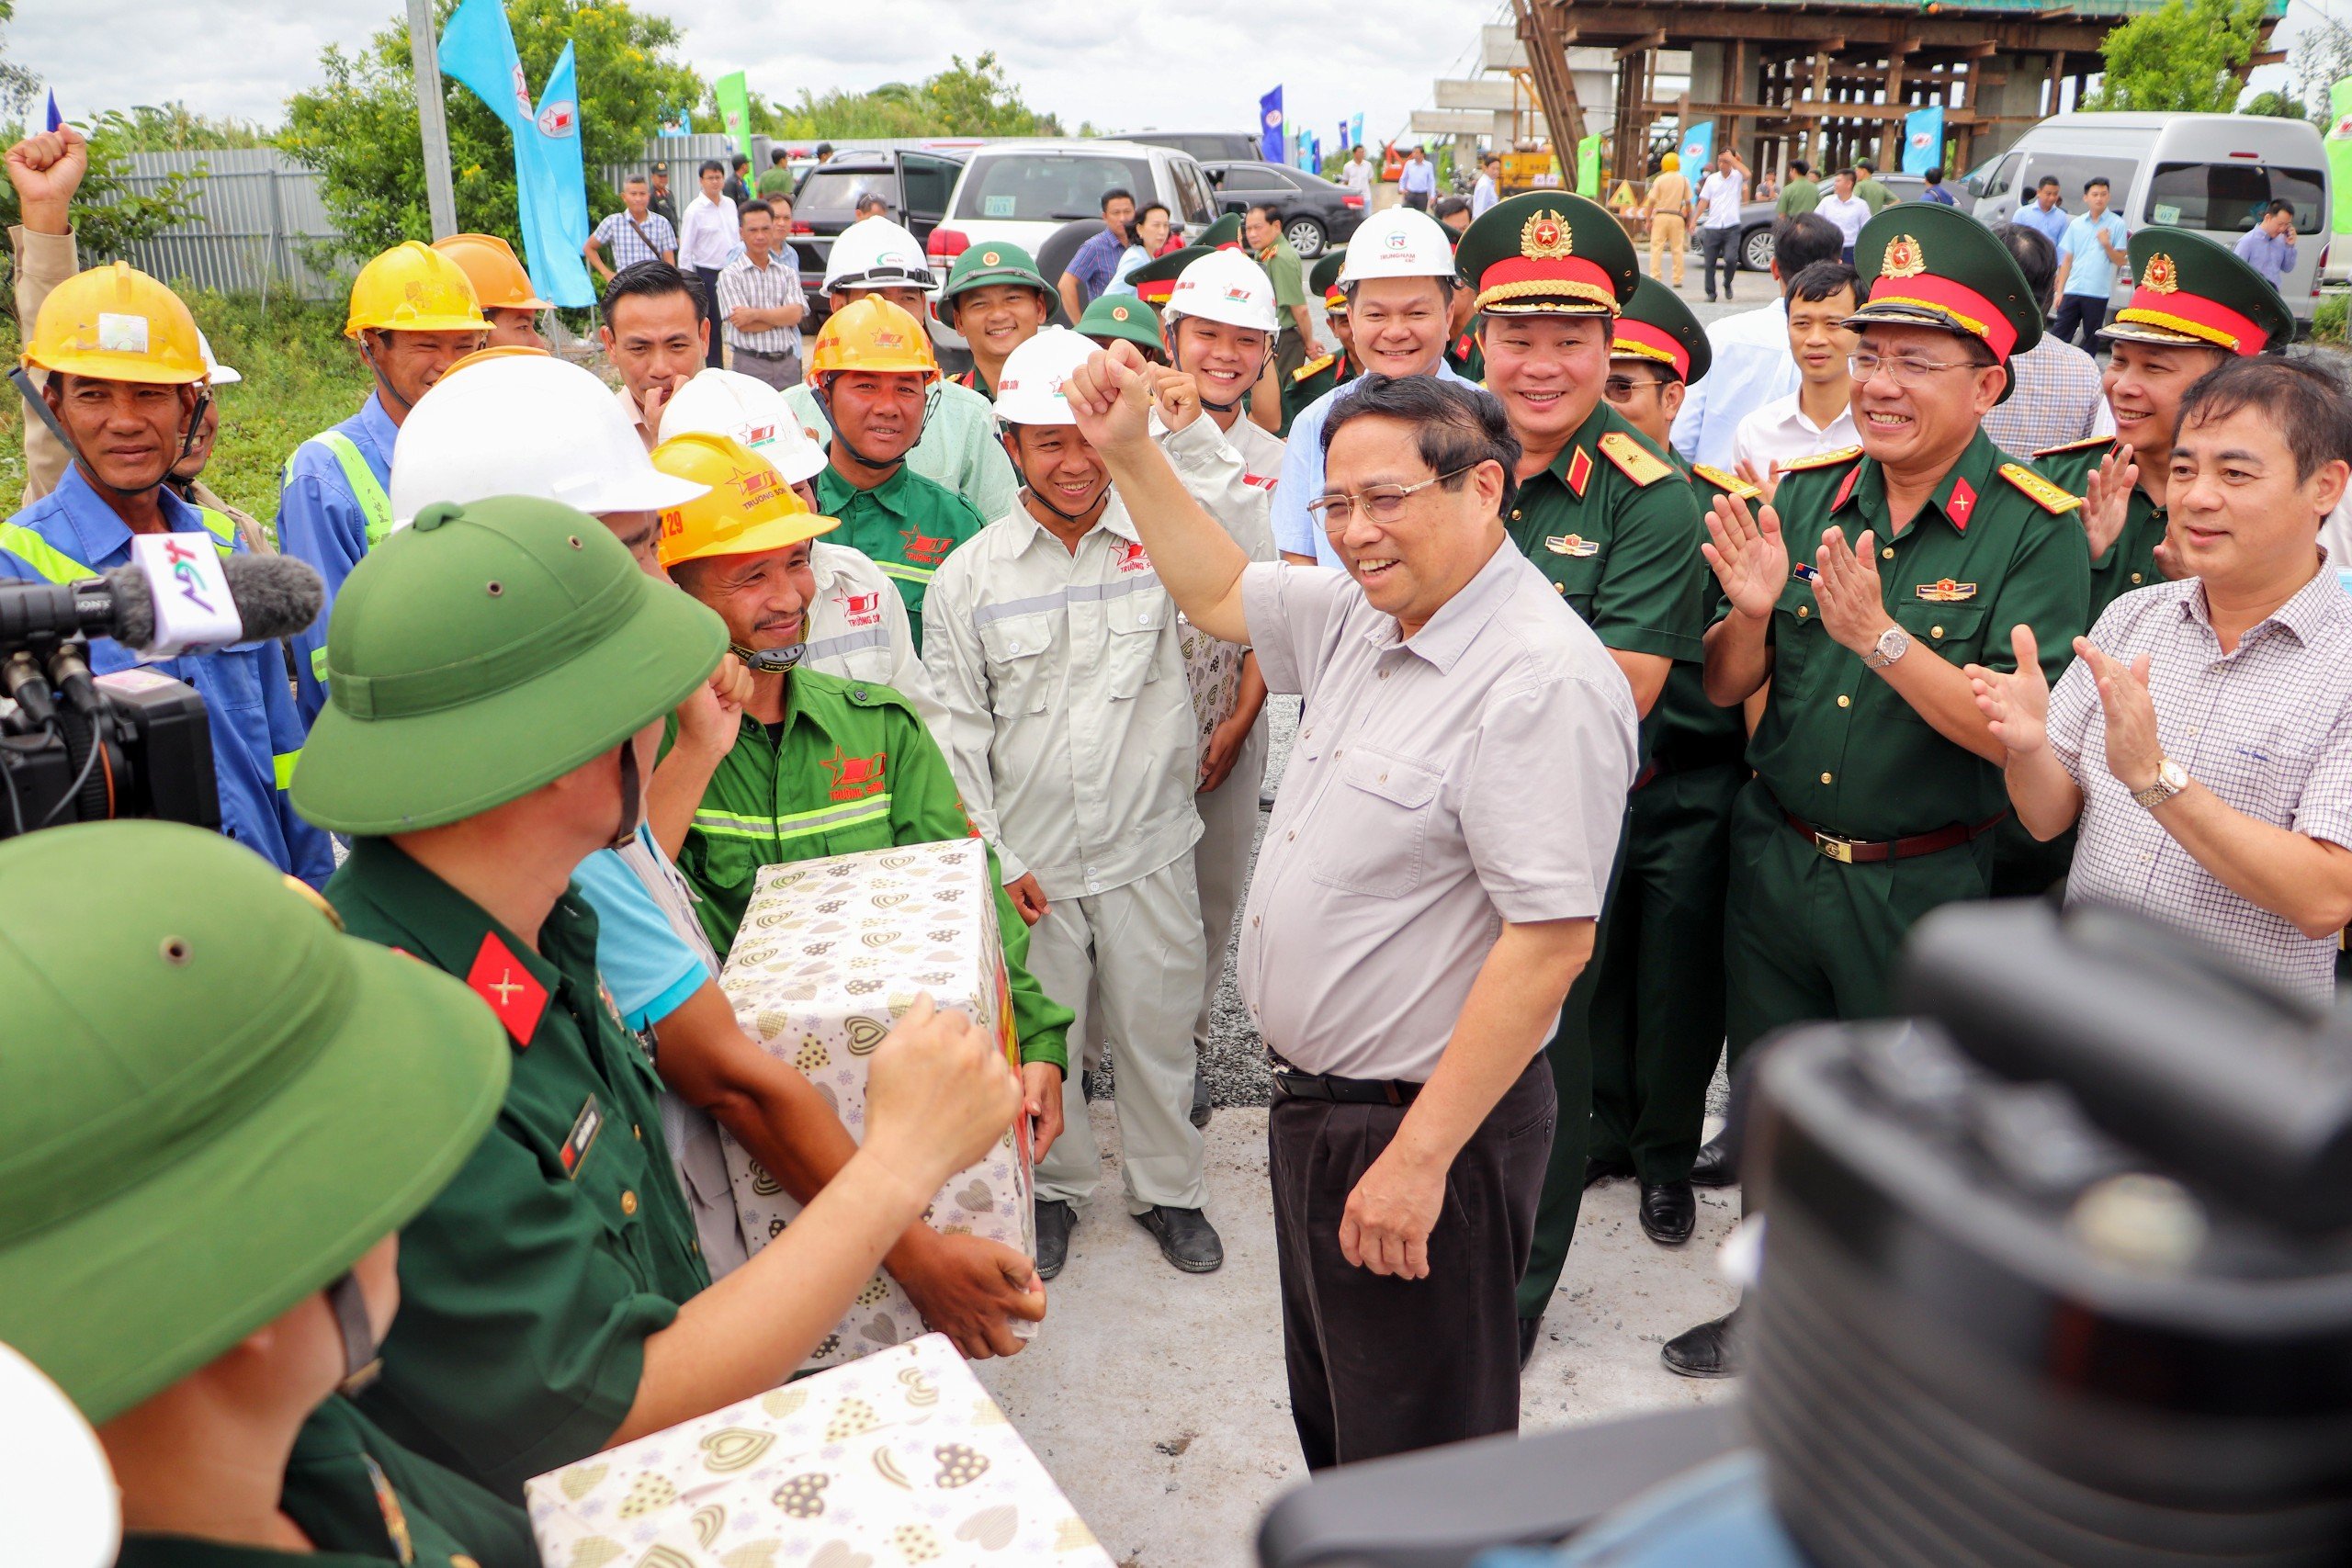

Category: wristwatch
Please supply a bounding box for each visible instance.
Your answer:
[2132,759,2189,810]
[1861,624,1912,670]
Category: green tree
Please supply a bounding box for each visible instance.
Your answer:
[758,53,1068,141]
[922,54,1064,137]
[0,110,208,266]
[2087,0,2269,112]
[0,1,38,124]
[281,0,703,265]
[99,102,275,152]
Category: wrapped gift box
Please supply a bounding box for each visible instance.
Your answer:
[1178,613,1243,761]
[526,1333,1114,1567]
[718,839,1033,1371]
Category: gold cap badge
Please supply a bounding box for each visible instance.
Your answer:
[1520,209,1575,261]
[980,250,1001,265]
[1881,234,1926,279]
[2143,253,2180,294]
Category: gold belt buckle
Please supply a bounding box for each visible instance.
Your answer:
[1814,830,1856,864]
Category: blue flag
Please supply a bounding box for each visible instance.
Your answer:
[438,0,596,307]
[43,90,60,132]
[1351,112,1363,152]
[438,0,532,130]
[1679,120,1714,172]
[1260,87,1284,164]
[1902,105,1945,175]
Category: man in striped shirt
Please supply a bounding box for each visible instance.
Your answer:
[717,199,808,390]
[585,175,678,281]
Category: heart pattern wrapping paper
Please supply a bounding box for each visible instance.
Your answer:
[717,840,1035,1372]
[525,1333,1114,1568]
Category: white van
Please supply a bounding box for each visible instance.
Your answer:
[1958,113,2329,333]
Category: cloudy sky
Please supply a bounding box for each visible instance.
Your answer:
[16,0,1507,152]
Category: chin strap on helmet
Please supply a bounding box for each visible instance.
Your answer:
[732,639,806,674]
[610,737,644,852]
[358,332,423,417]
[327,1272,384,1396]
[810,374,911,476]
[11,367,209,501]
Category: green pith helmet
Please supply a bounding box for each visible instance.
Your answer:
[1611,274,1713,384]
[1309,248,1348,312]
[0,821,508,1423]
[1079,292,1166,354]
[1849,201,2042,400]
[1197,212,1245,250]
[2101,225,2294,356]
[293,494,727,834]
[937,241,1064,328]
[1454,190,1639,318]
[1127,244,1211,309]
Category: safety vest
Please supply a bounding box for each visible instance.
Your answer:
[0,508,235,586]
[282,429,393,547]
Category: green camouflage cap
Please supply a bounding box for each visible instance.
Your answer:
[0,821,508,1423]
[293,494,727,834]
[1079,292,1165,354]
[1309,247,1347,311]
[2101,225,2293,356]
[937,242,1062,327]
[1454,190,1638,318]
[1849,201,2041,398]
[1611,275,1712,384]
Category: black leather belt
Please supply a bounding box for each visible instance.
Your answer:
[1272,1069,1424,1107]
[734,346,795,359]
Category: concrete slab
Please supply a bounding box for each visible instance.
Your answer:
[974,1103,1740,1568]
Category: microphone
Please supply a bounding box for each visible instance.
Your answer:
[105,554,325,649]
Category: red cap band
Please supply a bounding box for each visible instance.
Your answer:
[1611,318,1690,380]
[2116,287,2267,355]
[1866,274,2018,361]
[1476,254,1617,311]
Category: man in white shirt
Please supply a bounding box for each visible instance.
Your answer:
[1695,148,1749,303]
[1731,259,1860,484]
[1473,155,1502,217]
[678,158,741,370]
[1670,212,1844,470]
[1815,168,1871,264]
[1340,145,1374,199]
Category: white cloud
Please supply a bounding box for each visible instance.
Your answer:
[15,0,1504,152]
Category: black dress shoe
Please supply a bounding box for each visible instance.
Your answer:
[1584,1155,1635,1189]
[1690,1133,1738,1188]
[1136,1205,1224,1272]
[1639,1179,1696,1246]
[1035,1199,1074,1280]
[1191,1068,1213,1129]
[1661,1305,1742,1379]
[1518,1315,1544,1369]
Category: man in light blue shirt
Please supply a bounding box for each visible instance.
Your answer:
[2013,175,2070,249]
[2234,200,2299,287]
[1668,211,1846,469]
[1473,155,1501,217]
[1400,147,1438,211]
[2052,176,2129,349]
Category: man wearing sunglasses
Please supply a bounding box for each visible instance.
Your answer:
[1678,201,2091,1378]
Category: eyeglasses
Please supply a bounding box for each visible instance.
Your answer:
[1848,351,1988,387]
[1306,463,1480,531]
[1604,373,1666,400]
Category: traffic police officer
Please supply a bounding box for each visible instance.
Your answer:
[1679,202,2091,1375]
[0,821,530,1568]
[796,297,989,649]
[434,231,554,351]
[936,241,1059,399]
[2033,225,2292,614]
[291,495,1022,1495]
[782,216,1019,520]
[0,264,333,886]
[1283,249,1357,434]
[1452,194,1708,1356]
[277,240,487,722]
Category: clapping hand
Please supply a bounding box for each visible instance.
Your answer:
[1702,491,1792,620]
[1811,525,1894,657]
[2079,639,2163,793]
[2082,444,2137,561]
[1966,625,2051,755]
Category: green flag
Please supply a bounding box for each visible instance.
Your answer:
[715,70,753,158]
[2328,78,2352,238]
[1576,133,1605,197]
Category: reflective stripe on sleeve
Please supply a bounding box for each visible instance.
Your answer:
[691,794,894,841]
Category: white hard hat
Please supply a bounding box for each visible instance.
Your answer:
[389,352,708,525]
[1164,249,1280,333]
[993,327,1095,426]
[1338,207,1457,285]
[822,216,939,294]
[660,367,828,485]
[0,1344,119,1568]
[197,329,240,386]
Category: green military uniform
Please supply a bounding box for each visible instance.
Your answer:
[1125,243,1207,312]
[941,242,1063,404]
[1078,291,1166,357]
[0,820,521,1565]
[1722,204,2092,1054]
[1452,195,1711,1325]
[814,463,986,649]
[1283,249,1355,436]
[671,667,1072,1074]
[289,495,735,1498]
[2033,432,2167,613]
[1444,324,1484,383]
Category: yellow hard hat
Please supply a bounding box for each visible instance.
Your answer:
[1661,152,1679,173]
[345,240,489,339]
[23,263,207,386]
[650,432,839,568]
[441,344,552,378]
[432,232,553,312]
[804,296,939,385]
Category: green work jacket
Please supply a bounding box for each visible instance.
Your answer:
[812,462,987,650]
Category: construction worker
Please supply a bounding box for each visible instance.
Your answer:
[782,216,1018,520]
[0,821,535,1568]
[0,263,333,886]
[290,492,1023,1496]
[1679,203,2091,1377]
[660,367,946,733]
[644,433,1071,1159]
[277,240,487,722]
[794,296,988,649]
[434,231,553,351]
[937,241,1059,399]
[926,327,1235,1280]
[1078,291,1169,363]
[1283,249,1357,436]
[1451,195,1707,1362]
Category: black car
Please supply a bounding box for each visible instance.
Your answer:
[1125,131,1264,164]
[786,146,970,328]
[1201,161,1367,258]
[1732,174,1927,271]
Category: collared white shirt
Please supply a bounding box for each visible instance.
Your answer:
[1670,298,1798,470]
[2049,558,2352,1001]
[1340,159,1374,197]
[1732,389,1860,479]
[1816,193,1871,246]
[1697,169,1746,228]
[805,540,947,739]
[677,190,740,270]
[1473,174,1499,216]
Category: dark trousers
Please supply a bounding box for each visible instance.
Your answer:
[1270,1055,1555,1472]
[1699,225,1739,299]
[1402,189,1431,211]
[1274,323,1309,385]
[2051,294,2108,352]
[695,267,727,367]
